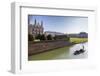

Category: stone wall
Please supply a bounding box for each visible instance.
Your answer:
[28,40,73,56]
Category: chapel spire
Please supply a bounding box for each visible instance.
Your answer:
[34,19,37,25]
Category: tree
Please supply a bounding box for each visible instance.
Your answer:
[47,34,52,40]
[35,34,41,39]
[40,34,46,40]
[53,35,70,41]
[35,34,47,40]
[28,34,34,41]
[65,36,70,41]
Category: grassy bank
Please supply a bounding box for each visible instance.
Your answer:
[28,46,69,60]
[70,38,88,44]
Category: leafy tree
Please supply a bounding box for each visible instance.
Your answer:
[35,34,47,40]
[65,36,70,41]
[35,34,41,39]
[53,35,70,41]
[28,34,34,41]
[47,34,52,40]
[40,34,46,40]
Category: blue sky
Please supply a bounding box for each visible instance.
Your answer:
[28,15,88,34]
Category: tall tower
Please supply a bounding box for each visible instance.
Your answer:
[34,19,37,25]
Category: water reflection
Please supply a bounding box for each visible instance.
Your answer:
[28,42,88,60]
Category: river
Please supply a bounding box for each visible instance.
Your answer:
[28,42,88,60]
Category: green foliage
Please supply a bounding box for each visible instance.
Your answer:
[35,34,41,39]
[65,37,70,41]
[47,34,52,40]
[53,35,70,41]
[28,34,34,41]
[40,34,46,40]
[35,34,46,40]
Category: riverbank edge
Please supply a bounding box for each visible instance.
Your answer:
[28,40,88,56]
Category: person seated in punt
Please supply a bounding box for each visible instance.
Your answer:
[73,45,85,55]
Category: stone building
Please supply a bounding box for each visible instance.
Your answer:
[44,31,64,37]
[28,19,44,37]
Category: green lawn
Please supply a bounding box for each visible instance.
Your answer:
[70,38,88,44]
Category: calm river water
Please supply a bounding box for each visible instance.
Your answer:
[28,42,88,60]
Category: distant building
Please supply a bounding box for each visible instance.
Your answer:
[44,31,64,37]
[28,19,44,37]
[68,32,88,38]
[78,32,88,38]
